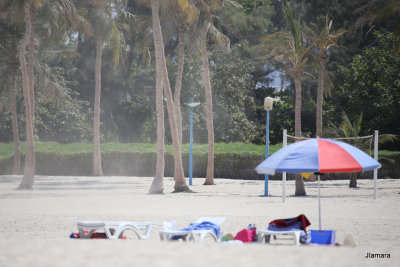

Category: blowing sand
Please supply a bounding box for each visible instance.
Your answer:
[0,175,399,267]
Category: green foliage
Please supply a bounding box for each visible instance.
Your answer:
[176,44,260,144]
[0,67,93,143]
[340,111,363,137]
[209,46,258,142]
[338,32,400,137]
[34,100,93,143]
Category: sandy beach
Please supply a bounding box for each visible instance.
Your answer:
[0,175,399,267]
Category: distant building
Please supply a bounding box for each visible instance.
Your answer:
[267,70,291,92]
[256,70,291,93]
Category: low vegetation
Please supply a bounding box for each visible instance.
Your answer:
[1,141,398,160]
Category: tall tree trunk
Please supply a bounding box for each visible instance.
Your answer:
[174,23,185,146]
[316,64,324,137]
[93,34,103,176]
[151,0,190,193]
[349,173,357,188]
[10,75,20,175]
[295,174,306,196]
[10,33,21,175]
[18,0,35,189]
[293,71,306,195]
[294,72,302,138]
[27,3,36,174]
[28,5,35,119]
[162,64,189,192]
[149,0,165,194]
[200,24,215,185]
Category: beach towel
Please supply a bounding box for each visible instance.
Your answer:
[268,214,310,233]
[267,214,310,243]
[173,221,220,240]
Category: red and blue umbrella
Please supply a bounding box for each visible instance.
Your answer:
[256,138,380,175]
[256,138,381,230]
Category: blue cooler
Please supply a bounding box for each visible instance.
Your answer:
[310,230,336,245]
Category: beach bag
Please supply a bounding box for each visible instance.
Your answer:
[234,225,257,243]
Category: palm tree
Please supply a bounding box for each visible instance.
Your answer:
[149,0,198,193]
[149,0,166,194]
[17,0,35,189]
[261,2,311,138]
[260,2,311,195]
[86,1,108,176]
[1,0,89,181]
[151,0,191,192]
[81,0,128,176]
[192,0,230,185]
[335,111,363,188]
[199,21,215,185]
[325,111,396,187]
[308,16,345,137]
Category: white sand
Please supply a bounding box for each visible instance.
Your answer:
[0,175,399,267]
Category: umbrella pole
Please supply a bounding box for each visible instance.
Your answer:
[318,174,321,230]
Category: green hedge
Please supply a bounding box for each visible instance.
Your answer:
[1,152,399,179]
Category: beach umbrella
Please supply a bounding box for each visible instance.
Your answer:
[255,138,381,229]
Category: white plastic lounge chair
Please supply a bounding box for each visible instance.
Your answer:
[258,229,301,246]
[77,221,154,240]
[159,217,226,243]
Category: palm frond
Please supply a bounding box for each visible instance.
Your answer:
[175,0,199,24]
[340,112,355,137]
[223,0,243,9]
[208,23,230,50]
[378,134,399,145]
[108,22,126,67]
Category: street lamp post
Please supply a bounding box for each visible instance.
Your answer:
[185,99,200,186]
[264,97,274,196]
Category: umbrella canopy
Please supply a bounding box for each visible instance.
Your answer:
[256,138,380,175]
[256,138,381,230]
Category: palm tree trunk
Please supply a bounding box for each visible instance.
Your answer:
[10,75,21,175]
[174,23,185,146]
[349,173,357,188]
[93,34,103,176]
[294,72,302,138]
[293,72,306,195]
[162,64,189,192]
[151,0,190,193]
[200,24,215,185]
[149,0,165,194]
[18,0,35,189]
[295,174,306,196]
[27,3,36,174]
[316,65,324,137]
[28,4,35,119]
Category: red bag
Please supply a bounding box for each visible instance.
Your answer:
[234,227,256,242]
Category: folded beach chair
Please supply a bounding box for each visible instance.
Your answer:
[77,221,154,240]
[258,214,310,246]
[159,217,226,243]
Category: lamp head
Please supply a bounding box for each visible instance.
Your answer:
[264,97,274,110]
[185,98,200,108]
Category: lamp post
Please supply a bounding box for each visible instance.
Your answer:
[185,99,200,186]
[264,97,274,196]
